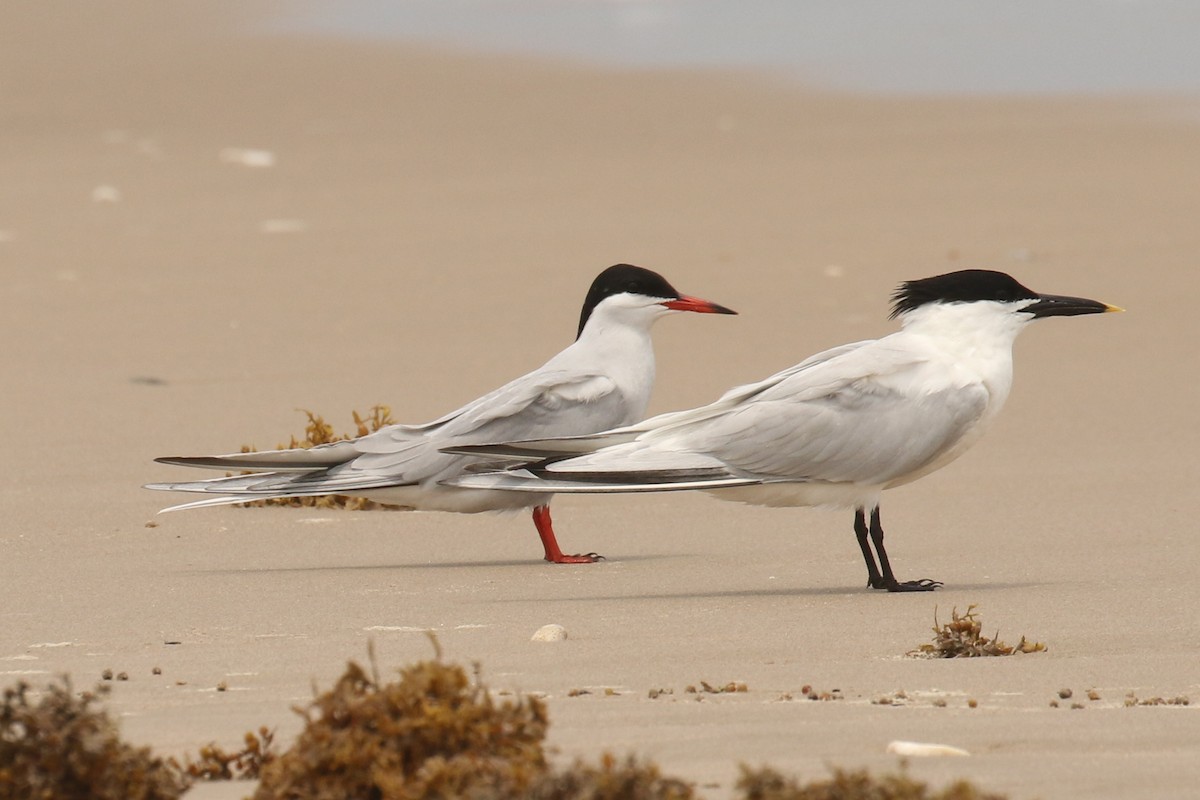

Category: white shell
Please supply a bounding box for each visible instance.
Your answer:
[886,740,971,757]
[531,624,568,642]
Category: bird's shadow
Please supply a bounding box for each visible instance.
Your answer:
[183,558,1042,599]
[183,553,678,575]
[497,581,1045,602]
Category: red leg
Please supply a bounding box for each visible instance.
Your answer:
[532,505,602,564]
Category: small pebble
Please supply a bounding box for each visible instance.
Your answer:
[101,669,113,680]
[1087,689,1100,701]
[1058,688,1073,699]
[116,672,128,681]
[530,623,567,642]
[967,698,978,708]
[152,667,162,675]
[216,681,227,692]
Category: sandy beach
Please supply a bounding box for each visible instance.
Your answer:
[3,3,1198,797]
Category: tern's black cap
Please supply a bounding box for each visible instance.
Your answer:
[890,270,1038,318]
[577,264,681,338]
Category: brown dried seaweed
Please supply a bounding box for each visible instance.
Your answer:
[237,405,401,510]
[909,605,1045,658]
[0,679,189,800]
[737,765,1007,800]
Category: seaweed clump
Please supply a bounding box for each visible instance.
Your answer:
[251,646,549,800]
[184,726,276,781]
[0,679,188,800]
[737,765,1007,800]
[238,405,399,510]
[909,605,1045,658]
[527,754,696,799]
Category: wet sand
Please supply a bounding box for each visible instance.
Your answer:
[3,3,1198,798]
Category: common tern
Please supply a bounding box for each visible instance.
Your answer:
[145,264,735,563]
[446,269,1120,590]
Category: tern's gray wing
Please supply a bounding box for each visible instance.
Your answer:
[499,340,989,490]
[663,380,988,485]
[445,341,879,462]
[343,369,631,475]
[149,368,634,503]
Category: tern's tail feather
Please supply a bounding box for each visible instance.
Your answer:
[441,428,644,460]
[145,463,414,513]
[446,468,761,494]
[154,440,361,473]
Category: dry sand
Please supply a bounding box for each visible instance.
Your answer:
[3,3,1199,798]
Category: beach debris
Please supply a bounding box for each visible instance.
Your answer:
[184,727,275,781]
[792,683,842,701]
[219,147,276,168]
[216,681,227,692]
[1123,692,1189,707]
[737,765,1006,799]
[1087,689,1101,701]
[909,605,1045,658]
[1058,688,1073,699]
[0,646,1019,800]
[872,691,909,706]
[0,678,189,799]
[886,740,971,758]
[237,406,400,510]
[685,681,748,695]
[531,623,568,642]
[91,185,122,203]
[250,649,549,799]
[531,753,697,799]
[649,688,674,699]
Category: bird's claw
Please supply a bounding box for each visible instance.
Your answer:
[888,578,942,593]
[867,577,941,592]
[547,552,606,564]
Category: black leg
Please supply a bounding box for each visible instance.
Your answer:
[854,507,886,589]
[864,506,941,592]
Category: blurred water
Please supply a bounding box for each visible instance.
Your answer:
[269,0,1200,94]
